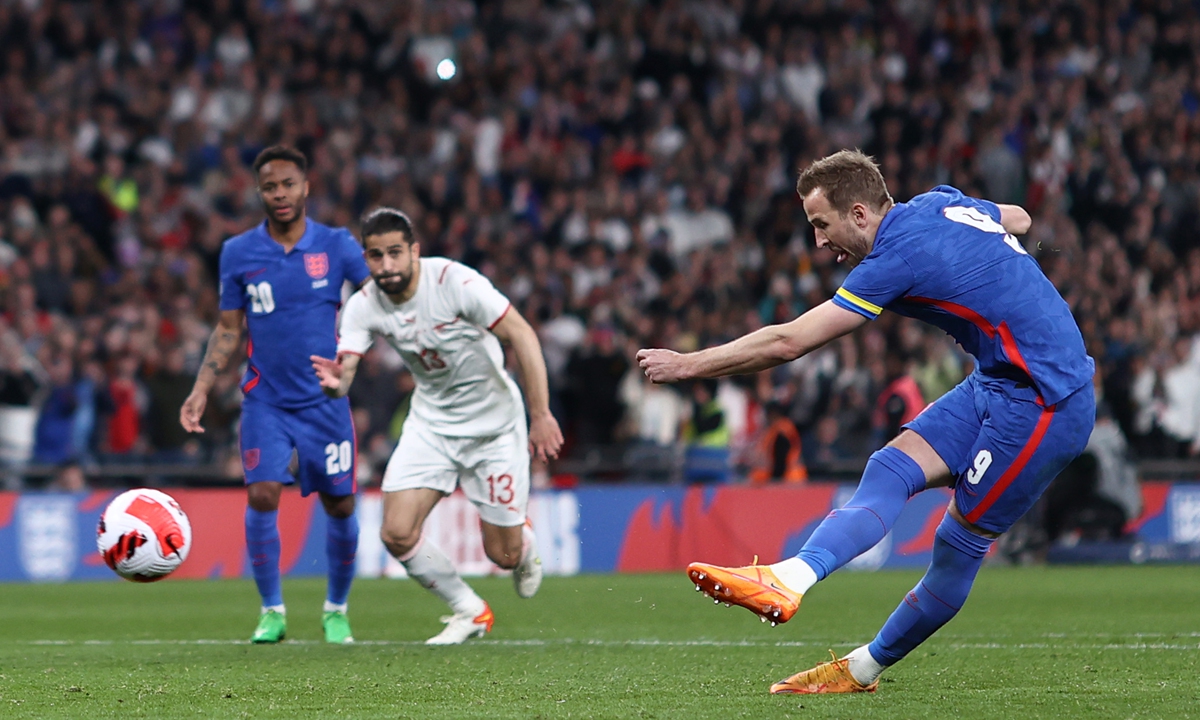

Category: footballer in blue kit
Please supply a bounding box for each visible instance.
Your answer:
[181,146,370,645]
[638,150,1096,694]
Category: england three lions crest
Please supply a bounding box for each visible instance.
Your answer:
[304,253,329,279]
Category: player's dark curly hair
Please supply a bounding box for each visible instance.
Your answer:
[360,207,415,243]
[252,145,308,175]
[796,149,893,215]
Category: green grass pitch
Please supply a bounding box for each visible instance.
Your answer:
[1,567,1198,718]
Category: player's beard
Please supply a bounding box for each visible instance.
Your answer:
[375,271,413,296]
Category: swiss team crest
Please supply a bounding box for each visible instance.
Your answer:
[243,448,261,471]
[304,253,329,279]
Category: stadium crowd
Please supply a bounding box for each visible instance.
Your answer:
[0,0,1194,505]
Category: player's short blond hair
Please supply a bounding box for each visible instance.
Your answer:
[796,149,892,216]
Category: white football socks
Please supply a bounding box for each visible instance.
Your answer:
[520,523,539,566]
[262,604,286,615]
[399,536,486,616]
[768,557,819,595]
[323,601,348,613]
[845,645,886,686]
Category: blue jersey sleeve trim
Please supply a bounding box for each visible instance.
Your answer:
[833,291,881,320]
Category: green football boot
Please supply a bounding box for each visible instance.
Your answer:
[250,610,287,644]
[323,611,354,644]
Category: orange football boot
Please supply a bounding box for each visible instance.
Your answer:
[770,650,879,694]
[686,561,801,625]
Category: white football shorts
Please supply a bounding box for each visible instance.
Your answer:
[382,418,530,527]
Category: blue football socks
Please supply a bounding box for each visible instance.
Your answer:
[868,513,994,665]
[245,507,283,607]
[325,513,359,606]
[797,446,926,580]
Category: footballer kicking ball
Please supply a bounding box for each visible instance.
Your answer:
[96,489,192,582]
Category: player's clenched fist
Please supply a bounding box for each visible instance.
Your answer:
[637,348,692,384]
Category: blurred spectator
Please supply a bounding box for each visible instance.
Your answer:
[71,360,104,467]
[914,335,964,405]
[758,273,805,326]
[144,345,197,462]
[871,349,925,449]
[1043,403,1141,545]
[347,348,406,453]
[805,415,852,470]
[0,332,42,484]
[1128,353,1168,457]
[618,367,686,447]
[564,326,628,447]
[104,355,145,457]
[664,186,734,259]
[32,357,77,465]
[0,0,1196,487]
[682,379,730,484]
[48,462,88,493]
[748,401,807,484]
[1156,337,1200,458]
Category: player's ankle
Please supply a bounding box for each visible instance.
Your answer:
[262,604,286,615]
[768,557,819,595]
[845,645,886,686]
[452,596,487,618]
[323,601,348,613]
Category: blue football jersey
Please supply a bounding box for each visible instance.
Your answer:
[219,218,370,409]
[832,185,1095,406]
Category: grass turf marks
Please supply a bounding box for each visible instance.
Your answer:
[1,567,1198,718]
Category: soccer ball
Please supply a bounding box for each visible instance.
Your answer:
[97,489,192,582]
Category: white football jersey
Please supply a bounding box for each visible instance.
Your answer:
[338,257,522,437]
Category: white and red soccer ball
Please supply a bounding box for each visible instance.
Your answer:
[96,489,192,582]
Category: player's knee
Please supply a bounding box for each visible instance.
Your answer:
[246,483,281,512]
[380,525,420,557]
[321,494,355,519]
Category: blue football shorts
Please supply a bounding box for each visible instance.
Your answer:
[904,372,1095,534]
[239,395,357,497]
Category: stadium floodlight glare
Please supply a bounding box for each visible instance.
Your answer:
[436,59,457,81]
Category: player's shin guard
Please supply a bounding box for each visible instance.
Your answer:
[398,535,485,616]
[325,514,358,606]
[245,507,283,607]
[867,513,993,666]
[796,447,925,580]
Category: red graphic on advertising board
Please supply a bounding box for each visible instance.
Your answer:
[0,493,17,529]
[898,504,946,556]
[615,485,839,572]
[79,490,115,512]
[164,489,317,579]
[1126,482,1172,534]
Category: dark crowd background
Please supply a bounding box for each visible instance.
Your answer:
[0,1,1190,544]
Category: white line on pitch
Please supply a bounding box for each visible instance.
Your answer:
[18,638,1200,650]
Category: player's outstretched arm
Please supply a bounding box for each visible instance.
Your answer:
[181,309,245,433]
[997,204,1032,235]
[490,308,564,461]
[310,352,361,399]
[637,300,867,384]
